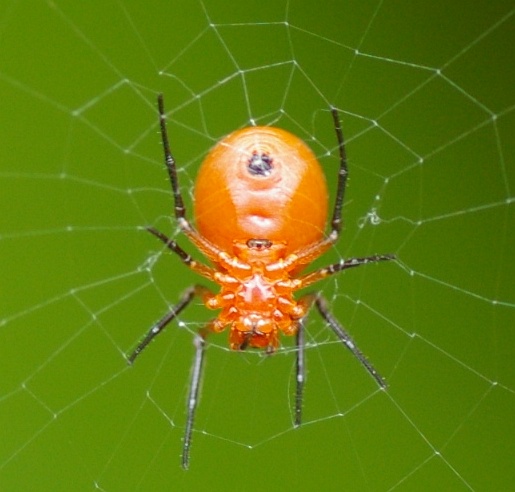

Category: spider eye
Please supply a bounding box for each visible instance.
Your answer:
[246,238,273,249]
[248,151,273,176]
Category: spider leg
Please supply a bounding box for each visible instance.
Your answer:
[294,318,306,427]
[127,284,213,364]
[329,107,348,237]
[157,94,226,263]
[157,93,187,225]
[299,293,387,389]
[146,226,216,281]
[182,329,207,470]
[128,283,214,469]
[290,107,347,255]
[268,108,351,270]
[299,253,395,289]
[292,254,392,421]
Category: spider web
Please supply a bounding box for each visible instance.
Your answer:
[1,0,514,490]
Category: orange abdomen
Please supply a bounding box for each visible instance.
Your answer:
[194,126,329,255]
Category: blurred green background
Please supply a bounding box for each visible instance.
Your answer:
[1,1,514,491]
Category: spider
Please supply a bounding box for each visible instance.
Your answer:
[128,94,394,469]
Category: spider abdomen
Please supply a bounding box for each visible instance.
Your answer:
[194,126,329,255]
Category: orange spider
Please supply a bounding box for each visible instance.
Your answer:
[128,94,394,468]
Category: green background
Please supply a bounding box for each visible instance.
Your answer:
[1,1,514,491]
